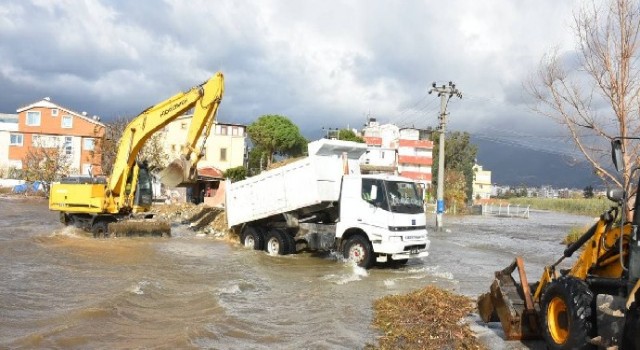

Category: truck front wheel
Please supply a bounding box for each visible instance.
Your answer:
[343,235,374,269]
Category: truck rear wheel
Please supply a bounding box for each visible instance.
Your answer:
[540,276,594,350]
[343,235,374,269]
[264,229,289,255]
[241,226,264,250]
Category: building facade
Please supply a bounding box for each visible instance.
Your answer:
[472,163,492,201]
[0,113,18,174]
[360,118,433,186]
[9,98,104,176]
[162,115,247,172]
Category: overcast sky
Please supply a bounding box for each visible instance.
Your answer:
[1,0,584,155]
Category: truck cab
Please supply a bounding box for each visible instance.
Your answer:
[338,174,429,267]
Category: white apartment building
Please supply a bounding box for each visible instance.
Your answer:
[472,163,492,201]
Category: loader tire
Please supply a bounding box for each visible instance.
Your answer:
[540,276,594,350]
[264,229,289,256]
[343,235,374,269]
[240,226,264,250]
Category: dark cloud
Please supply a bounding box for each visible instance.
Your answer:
[0,0,586,153]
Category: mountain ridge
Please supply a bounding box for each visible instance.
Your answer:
[473,137,602,188]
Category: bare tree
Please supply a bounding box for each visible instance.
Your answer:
[96,116,169,176]
[526,0,640,195]
[23,136,71,184]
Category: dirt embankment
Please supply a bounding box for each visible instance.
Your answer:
[150,202,234,239]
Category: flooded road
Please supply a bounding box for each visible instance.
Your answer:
[0,197,595,349]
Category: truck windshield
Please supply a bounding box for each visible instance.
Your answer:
[384,180,424,214]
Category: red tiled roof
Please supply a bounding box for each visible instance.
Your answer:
[198,167,224,179]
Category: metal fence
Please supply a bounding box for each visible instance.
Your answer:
[481,203,530,219]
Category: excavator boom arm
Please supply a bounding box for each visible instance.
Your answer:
[107,72,224,202]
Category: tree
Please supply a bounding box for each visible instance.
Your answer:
[432,131,478,205]
[584,185,595,198]
[97,116,169,176]
[526,0,640,199]
[247,115,307,167]
[23,137,71,184]
[224,166,247,182]
[337,129,365,143]
[443,169,467,212]
[246,146,267,175]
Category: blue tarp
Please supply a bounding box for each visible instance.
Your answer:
[12,181,44,194]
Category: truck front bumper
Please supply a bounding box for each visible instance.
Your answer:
[373,238,430,260]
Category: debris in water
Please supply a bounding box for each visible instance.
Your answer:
[368,285,485,350]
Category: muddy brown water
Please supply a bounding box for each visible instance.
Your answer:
[0,197,594,349]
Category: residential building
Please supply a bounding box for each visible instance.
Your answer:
[9,98,105,176]
[162,115,247,173]
[0,113,18,174]
[161,116,247,205]
[360,118,433,186]
[397,128,433,183]
[472,163,492,201]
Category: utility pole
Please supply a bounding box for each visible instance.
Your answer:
[429,81,462,231]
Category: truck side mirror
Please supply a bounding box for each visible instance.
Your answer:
[612,138,623,172]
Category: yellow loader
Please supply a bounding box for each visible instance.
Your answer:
[478,137,640,349]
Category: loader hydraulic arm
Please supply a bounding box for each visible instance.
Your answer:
[106,72,224,209]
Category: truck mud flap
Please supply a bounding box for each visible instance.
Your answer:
[477,257,541,340]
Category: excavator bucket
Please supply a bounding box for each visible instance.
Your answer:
[477,257,541,340]
[157,157,196,188]
[108,219,171,237]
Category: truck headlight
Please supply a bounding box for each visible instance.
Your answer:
[388,236,403,242]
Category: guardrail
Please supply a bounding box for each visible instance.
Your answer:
[481,203,530,219]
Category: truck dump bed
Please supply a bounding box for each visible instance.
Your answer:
[225,139,366,228]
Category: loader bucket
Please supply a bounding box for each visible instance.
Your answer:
[157,157,195,188]
[477,257,541,340]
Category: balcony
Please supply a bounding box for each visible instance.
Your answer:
[398,139,433,148]
[364,136,382,146]
[398,155,432,166]
[399,171,432,181]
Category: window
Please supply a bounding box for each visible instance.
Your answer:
[220,126,228,135]
[51,109,59,117]
[10,133,23,146]
[220,148,227,161]
[181,122,187,130]
[62,115,73,128]
[64,136,73,156]
[26,111,41,126]
[83,138,95,151]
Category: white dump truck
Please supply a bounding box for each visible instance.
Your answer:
[225,139,429,268]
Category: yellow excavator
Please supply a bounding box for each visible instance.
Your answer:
[478,137,640,349]
[48,72,224,237]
